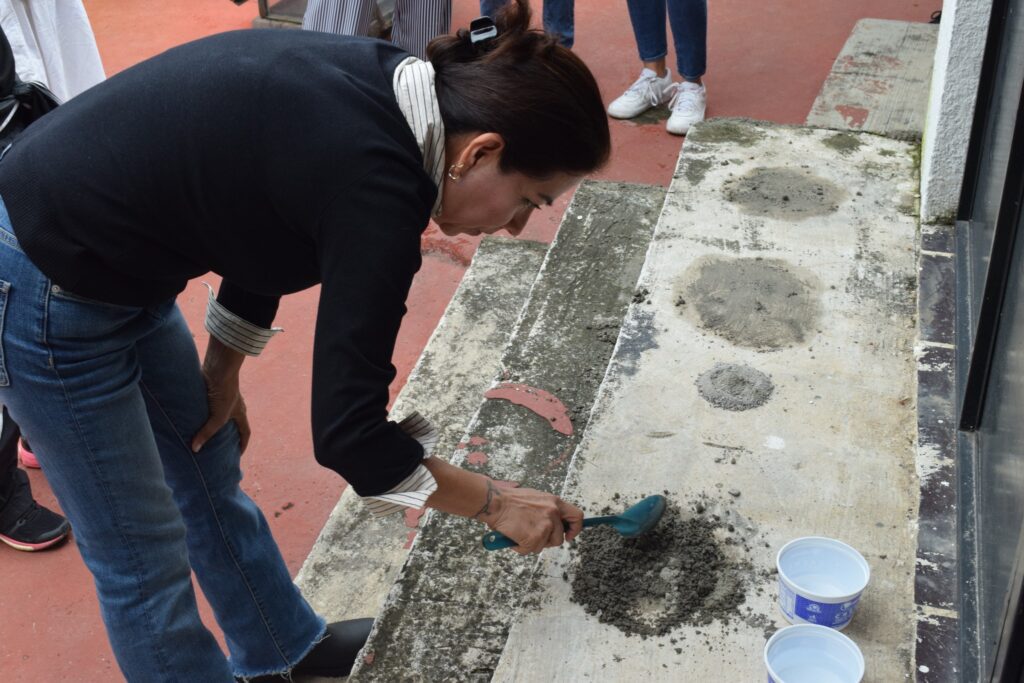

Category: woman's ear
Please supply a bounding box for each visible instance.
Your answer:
[463,133,506,170]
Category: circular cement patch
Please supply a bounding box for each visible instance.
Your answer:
[570,502,746,637]
[696,363,774,411]
[722,166,845,220]
[676,255,821,350]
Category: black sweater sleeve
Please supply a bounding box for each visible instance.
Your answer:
[309,166,434,495]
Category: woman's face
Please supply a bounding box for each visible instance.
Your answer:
[435,133,582,238]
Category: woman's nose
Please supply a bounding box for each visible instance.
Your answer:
[502,206,534,236]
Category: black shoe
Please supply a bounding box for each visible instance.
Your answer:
[244,618,374,681]
[0,469,70,551]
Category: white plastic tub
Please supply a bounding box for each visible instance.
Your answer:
[764,624,865,683]
[776,536,870,630]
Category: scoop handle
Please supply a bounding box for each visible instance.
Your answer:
[481,517,615,551]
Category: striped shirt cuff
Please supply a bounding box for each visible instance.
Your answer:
[363,411,440,517]
[203,284,283,357]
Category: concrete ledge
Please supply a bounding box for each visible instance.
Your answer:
[495,119,921,680]
[349,181,666,681]
[295,237,546,621]
[807,18,939,140]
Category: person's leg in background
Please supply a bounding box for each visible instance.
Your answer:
[390,0,450,60]
[664,0,707,135]
[479,0,574,49]
[302,0,376,37]
[0,404,69,551]
[607,0,679,121]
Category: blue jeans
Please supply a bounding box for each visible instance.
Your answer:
[0,197,324,681]
[626,0,707,80]
[480,0,574,48]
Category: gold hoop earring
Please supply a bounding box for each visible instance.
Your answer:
[447,162,464,182]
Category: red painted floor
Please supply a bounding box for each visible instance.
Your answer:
[0,0,933,679]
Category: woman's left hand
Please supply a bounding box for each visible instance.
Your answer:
[192,337,250,453]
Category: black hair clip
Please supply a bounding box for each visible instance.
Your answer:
[469,16,498,44]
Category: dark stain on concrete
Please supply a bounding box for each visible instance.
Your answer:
[684,157,714,185]
[687,118,766,147]
[696,363,774,411]
[616,309,660,376]
[677,256,821,350]
[723,167,846,220]
[629,107,671,125]
[822,132,864,155]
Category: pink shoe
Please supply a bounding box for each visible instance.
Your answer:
[18,440,40,469]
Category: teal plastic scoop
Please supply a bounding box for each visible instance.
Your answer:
[481,494,667,551]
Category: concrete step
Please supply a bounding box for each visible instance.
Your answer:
[493,119,921,680]
[349,180,667,681]
[807,18,939,140]
[295,236,547,621]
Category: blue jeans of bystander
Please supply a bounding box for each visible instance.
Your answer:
[626,0,707,80]
[480,0,574,48]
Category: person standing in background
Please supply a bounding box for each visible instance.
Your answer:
[606,0,707,136]
[303,0,450,60]
[0,0,105,102]
[480,0,574,48]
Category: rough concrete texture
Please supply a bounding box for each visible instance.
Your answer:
[493,119,920,682]
[294,237,546,622]
[348,181,666,682]
[921,0,993,223]
[807,18,938,141]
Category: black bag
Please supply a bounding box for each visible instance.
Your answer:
[0,25,61,147]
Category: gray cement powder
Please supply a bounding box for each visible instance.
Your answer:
[696,363,774,411]
[569,502,746,638]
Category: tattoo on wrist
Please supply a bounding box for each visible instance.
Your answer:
[472,479,501,520]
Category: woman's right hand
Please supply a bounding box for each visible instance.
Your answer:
[474,480,584,555]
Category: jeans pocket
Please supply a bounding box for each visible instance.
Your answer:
[0,280,10,387]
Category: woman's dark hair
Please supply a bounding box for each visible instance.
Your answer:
[426,0,610,178]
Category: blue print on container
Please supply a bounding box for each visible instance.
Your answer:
[778,579,860,628]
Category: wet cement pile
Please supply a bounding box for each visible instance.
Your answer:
[722,166,845,220]
[696,363,774,411]
[569,502,746,638]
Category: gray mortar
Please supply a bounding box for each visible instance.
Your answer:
[684,157,714,185]
[722,166,846,220]
[821,132,863,155]
[696,363,774,411]
[676,255,821,350]
[569,501,747,637]
[629,107,671,125]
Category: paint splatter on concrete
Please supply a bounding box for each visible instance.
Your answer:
[677,256,821,350]
[484,383,574,436]
[696,363,774,411]
[722,167,846,220]
[569,501,747,637]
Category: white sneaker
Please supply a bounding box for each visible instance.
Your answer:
[607,68,678,120]
[666,82,707,135]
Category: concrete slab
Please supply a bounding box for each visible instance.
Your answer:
[294,237,546,621]
[493,119,921,682]
[807,19,939,140]
[349,181,666,681]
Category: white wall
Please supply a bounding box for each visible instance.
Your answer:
[920,0,992,223]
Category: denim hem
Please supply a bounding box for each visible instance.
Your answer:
[232,621,329,682]
[637,50,669,64]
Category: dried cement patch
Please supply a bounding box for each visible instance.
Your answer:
[722,166,846,220]
[696,363,774,411]
[676,255,821,350]
[569,502,747,638]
